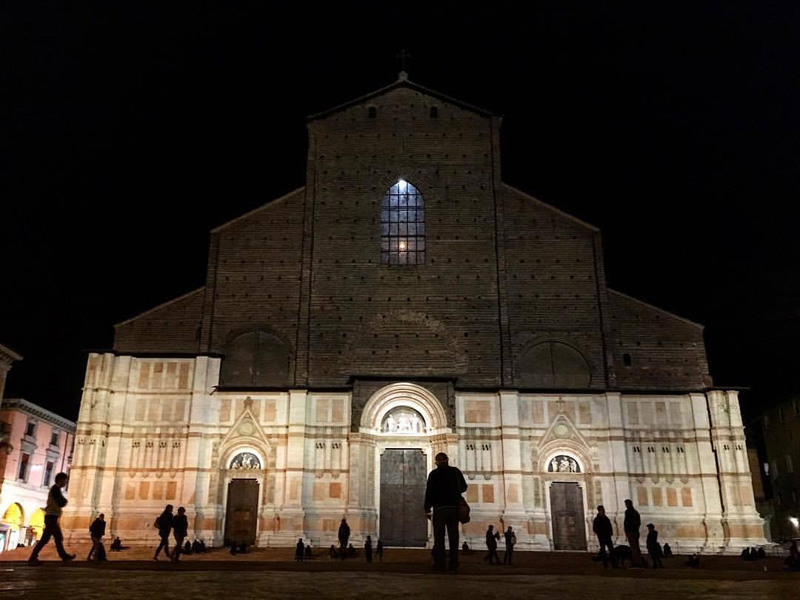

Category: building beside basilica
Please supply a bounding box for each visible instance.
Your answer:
[65,75,766,552]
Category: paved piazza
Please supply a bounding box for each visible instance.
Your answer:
[1,568,798,600]
[0,547,797,599]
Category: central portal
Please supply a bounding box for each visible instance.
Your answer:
[379,449,428,547]
[549,481,587,550]
[224,478,259,547]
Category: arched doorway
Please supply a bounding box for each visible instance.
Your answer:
[29,508,45,541]
[1,503,24,551]
[223,449,264,547]
[360,383,450,547]
[543,452,588,551]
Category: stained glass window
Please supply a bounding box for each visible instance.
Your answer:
[381,179,425,265]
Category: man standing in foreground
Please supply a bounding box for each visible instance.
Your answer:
[623,499,645,567]
[424,452,467,572]
[592,505,615,568]
[28,472,75,565]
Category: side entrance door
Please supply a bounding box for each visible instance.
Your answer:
[225,478,259,546]
[379,449,428,547]
[550,481,587,550]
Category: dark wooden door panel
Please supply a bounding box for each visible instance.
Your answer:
[380,449,428,547]
[225,478,259,546]
[550,482,587,551]
[403,449,428,546]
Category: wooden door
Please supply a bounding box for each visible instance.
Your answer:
[225,479,259,546]
[380,449,428,547]
[550,482,587,550]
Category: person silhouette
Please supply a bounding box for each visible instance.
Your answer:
[365,536,373,563]
[593,505,616,568]
[153,504,174,561]
[28,473,76,566]
[646,524,663,568]
[424,452,468,572]
[623,499,645,567]
[484,525,500,564]
[338,519,350,560]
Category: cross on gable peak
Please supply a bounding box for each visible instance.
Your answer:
[395,49,411,81]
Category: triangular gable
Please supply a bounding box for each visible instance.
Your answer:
[219,397,275,468]
[307,74,500,122]
[537,411,590,451]
[608,289,705,329]
[211,187,305,234]
[502,184,599,232]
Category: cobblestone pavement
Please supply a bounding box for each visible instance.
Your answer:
[0,567,798,600]
[1,545,798,599]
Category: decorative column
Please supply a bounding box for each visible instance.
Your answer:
[606,392,629,544]
[690,392,725,551]
[499,390,526,527]
[707,390,767,551]
[186,356,220,543]
[278,388,308,542]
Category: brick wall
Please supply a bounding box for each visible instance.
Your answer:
[608,290,710,389]
[112,80,712,393]
[114,288,204,353]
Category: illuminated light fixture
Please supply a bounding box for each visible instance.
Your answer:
[790,517,800,528]
[397,178,407,192]
[399,241,407,251]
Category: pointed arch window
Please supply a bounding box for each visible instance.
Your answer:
[381,179,425,265]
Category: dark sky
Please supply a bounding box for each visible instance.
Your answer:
[2,2,799,423]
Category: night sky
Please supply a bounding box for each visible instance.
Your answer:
[2,2,798,423]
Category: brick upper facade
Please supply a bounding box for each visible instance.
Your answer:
[113,78,710,392]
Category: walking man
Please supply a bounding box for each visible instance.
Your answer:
[28,472,75,565]
[376,539,384,562]
[424,452,468,572]
[503,526,516,565]
[484,525,500,564]
[592,505,616,568]
[171,506,188,562]
[87,513,106,561]
[623,499,645,567]
[153,504,173,561]
[338,518,350,560]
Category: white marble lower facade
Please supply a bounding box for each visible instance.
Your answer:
[64,353,767,553]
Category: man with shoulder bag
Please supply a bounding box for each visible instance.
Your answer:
[424,452,468,572]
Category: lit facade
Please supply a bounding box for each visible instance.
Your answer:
[64,77,766,553]
[0,398,75,551]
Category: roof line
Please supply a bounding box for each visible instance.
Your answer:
[0,342,23,362]
[608,288,705,329]
[211,187,306,233]
[1,398,76,430]
[114,288,205,327]
[307,77,499,122]
[501,183,599,232]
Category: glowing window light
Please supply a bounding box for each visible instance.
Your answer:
[380,180,425,265]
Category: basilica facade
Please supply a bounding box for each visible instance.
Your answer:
[64,75,766,552]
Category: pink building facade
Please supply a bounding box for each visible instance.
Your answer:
[0,399,75,552]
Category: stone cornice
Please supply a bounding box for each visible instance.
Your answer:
[1,398,76,432]
[0,343,22,365]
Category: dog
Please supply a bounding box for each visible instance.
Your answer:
[611,544,633,567]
